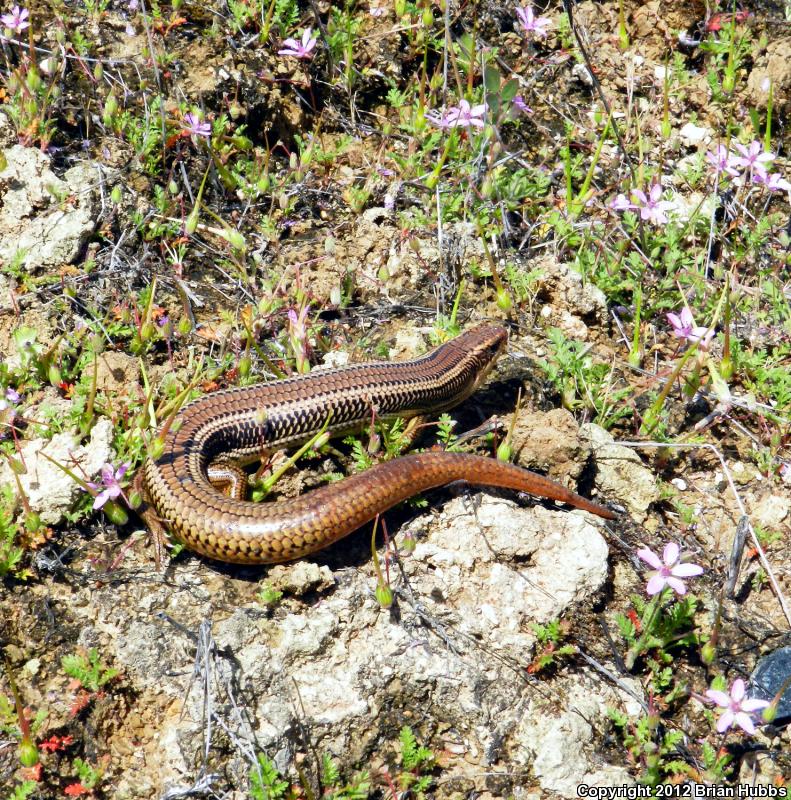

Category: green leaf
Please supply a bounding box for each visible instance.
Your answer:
[501,79,520,103]
[483,65,501,94]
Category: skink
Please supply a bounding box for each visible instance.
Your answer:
[140,323,615,564]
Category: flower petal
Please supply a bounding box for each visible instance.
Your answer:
[716,709,735,732]
[705,690,731,707]
[646,574,667,595]
[610,194,634,211]
[731,679,746,702]
[741,699,770,712]
[637,547,662,569]
[662,541,680,567]
[671,563,704,578]
[733,712,756,734]
[665,576,687,595]
[93,489,110,510]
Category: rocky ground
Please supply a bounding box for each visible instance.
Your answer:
[1,0,790,798]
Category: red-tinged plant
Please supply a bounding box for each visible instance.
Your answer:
[40,734,74,753]
[64,783,90,796]
[69,690,93,717]
[21,762,43,782]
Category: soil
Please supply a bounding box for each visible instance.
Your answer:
[1,0,790,797]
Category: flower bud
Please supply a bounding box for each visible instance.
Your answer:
[495,288,512,312]
[140,321,155,342]
[25,511,42,532]
[224,228,246,252]
[185,207,199,235]
[103,500,129,526]
[375,582,393,608]
[18,739,39,768]
[311,431,330,450]
[700,642,717,665]
[149,438,165,460]
[496,441,512,462]
[48,363,62,387]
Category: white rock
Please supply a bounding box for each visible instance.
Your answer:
[752,494,791,530]
[581,423,659,520]
[0,417,114,524]
[517,670,643,796]
[679,122,712,146]
[0,146,98,272]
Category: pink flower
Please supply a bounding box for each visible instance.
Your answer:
[182,112,211,138]
[666,307,715,349]
[752,170,791,193]
[516,5,550,37]
[278,28,318,59]
[0,387,21,429]
[632,184,674,224]
[705,679,770,735]
[1,5,29,32]
[731,140,774,177]
[636,542,703,596]
[512,95,532,114]
[87,462,130,510]
[610,194,636,212]
[426,99,487,129]
[705,144,740,178]
[446,99,487,128]
[611,184,674,225]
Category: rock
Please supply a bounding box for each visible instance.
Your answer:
[534,256,608,340]
[0,146,98,272]
[751,494,791,531]
[389,324,426,360]
[266,561,335,596]
[410,497,610,636]
[0,111,14,147]
[670,191,717,222]
[49,495,613,795]
[516,670,642,797]
[510,408,589,483]
[0,272,15,312]
[0,418,114,524]
[679,122,711,146]
[318,348,350,370]
[750,647,791,722]
[580,423,658,520]
[91,351,140,394]
[747,37,791,110]
[572,62,594,86]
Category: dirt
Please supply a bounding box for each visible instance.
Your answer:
[1,0,791,797]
